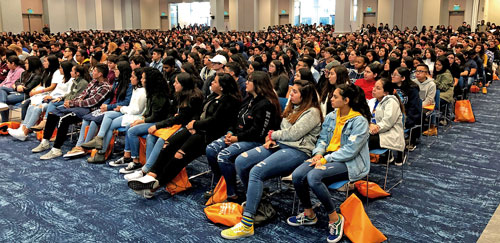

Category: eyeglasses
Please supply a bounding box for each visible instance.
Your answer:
[415,70,427,73]
[391,73,401,77]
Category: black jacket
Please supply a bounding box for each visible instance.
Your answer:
[193,93,241,142]
[155,95,203,129]
[230,95,281,143]
[15,71,42,96]
[143,93,170,123]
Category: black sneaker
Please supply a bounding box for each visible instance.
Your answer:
[119,161,142,174]
[109,157,132,167]
[406,144,416,152]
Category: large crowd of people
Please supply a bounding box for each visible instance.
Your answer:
[0,20,499,242]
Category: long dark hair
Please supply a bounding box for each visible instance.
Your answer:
[181,62,203,88]
[175,72,203,108]
[321,65,350,102]
[249,71,281,116]
[378,78,405,114]
[395,67,418,92]
[283,79,323,124]
[74,64,92,82]
[60,61,74,83]
[115,61,132,100]
[217,73,241,101]
[132,68,144,89]
[297,68,315,85]
[23,56,43,80]
[143,67,169,98]
[336,83,371,122]
[433,55,450,78]
[41,55,60,87]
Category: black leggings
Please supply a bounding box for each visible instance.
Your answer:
[150,128,207,186]
[44,112,82,149]
[368,134,381,150]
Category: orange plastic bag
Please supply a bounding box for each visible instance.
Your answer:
[90,130,118,160]
[206,177,227,206]
[204,202,243,226]
[354,181,390,199]
[340,194,387,243]
[470,85,480,93]
[454,100,475,123]
[0,121,20,135]
[36,128,57,141]
[166,168,192,195]
[153,124,181,140]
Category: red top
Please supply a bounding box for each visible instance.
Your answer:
[355,78,376,100]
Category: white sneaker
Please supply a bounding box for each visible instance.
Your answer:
[132,189,155,199]
[119,161,142,174]
[40,148,62,160]
[0,102,9,111]
[32,141,51,153]
[124,170,144,181]
[127,175,159,191]
[8,127,27,141]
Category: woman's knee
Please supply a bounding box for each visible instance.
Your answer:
[306,169,325,187]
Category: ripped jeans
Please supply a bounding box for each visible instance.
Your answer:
[234,143,308,217]
[206,135,261,197]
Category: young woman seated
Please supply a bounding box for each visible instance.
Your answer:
[220,79,323,240]
[127,73,242,198]
[123,72,203,181]
[9,61,73,141]
[110,67,171,172]
[205,71,282,201]
[286,84,371,243]
[367,78,405,153]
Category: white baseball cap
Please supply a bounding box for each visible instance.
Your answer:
[209,54,227,65]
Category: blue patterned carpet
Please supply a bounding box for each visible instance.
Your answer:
[1,84,499,242]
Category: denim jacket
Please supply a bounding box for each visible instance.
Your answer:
[312,110,370,182]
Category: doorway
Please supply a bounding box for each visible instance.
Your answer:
[449,11,464,30]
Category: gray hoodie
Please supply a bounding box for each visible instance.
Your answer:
[412,77,436,107]
[271,107,322,156]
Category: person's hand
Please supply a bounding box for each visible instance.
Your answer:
[16,85,24,92]
[130,119,144,127]
[369,124,380,134]
[114,106,121,112]
[225,136,238,145]
[148,125,157,134]
[263,140,276,149]
[43,95,52,102]
[188,128,196,135]
[52,97,61,103]
[186,120,195,130]
[100,104,107,112]
[310,154,323,163]
[63,100,70,108]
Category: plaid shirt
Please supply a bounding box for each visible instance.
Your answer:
[68,79,111,109]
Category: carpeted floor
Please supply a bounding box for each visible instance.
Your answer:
[0,83,499,242]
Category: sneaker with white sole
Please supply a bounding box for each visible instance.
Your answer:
[8,128,27,141]
[119,161,142,174]
[63,146,86,158]
[109,156,132,167]
[32,142,51,153]
[287,212,318,226]
[127,175,159,191]
[221,222,254,239]
[40,148,62,160]
[327,214,345,243]
[124,170,144,181]
[132,188,155,199]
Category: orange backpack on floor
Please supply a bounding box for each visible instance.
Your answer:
[0,122,20,135]
[206,177,227,206]
[205,202,243,226]
[166,168,192,195]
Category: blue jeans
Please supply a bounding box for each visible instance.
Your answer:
[76,119,98,146]
[235,143,309,217]
[97,111,126,153]
[45,101,64,118]
[144,134,165,173]
[23,104,46,128]
[206,136,261,197]
[0,87,26,122]
[292,161,349,214]
[126,122,154,158]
